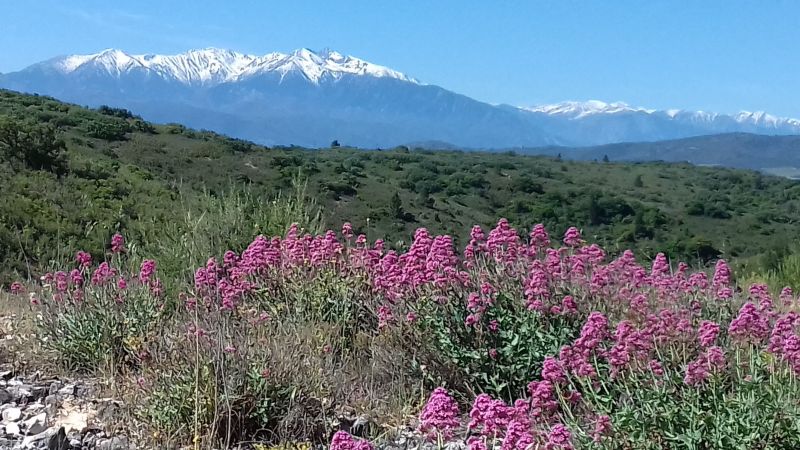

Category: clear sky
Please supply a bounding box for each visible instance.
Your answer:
[2,1,799,117]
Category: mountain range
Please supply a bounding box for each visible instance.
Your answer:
[2,47,800,152]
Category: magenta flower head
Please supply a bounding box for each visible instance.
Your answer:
[330,431,373,450]
[9,282,24,295]
[712,259,731,288]
[529,223,550,248]
[780,287,794,306]
[541,356,567,384]
[419,387,461,438]
[698,320,720,347]
[75,251,92,268]
[468,394,511,436]
[546,424,574,450]
[563,227,582,247]
[341,222,354,239]
[139,259,157,284]
[592,415,612,442]
[110,233,125,253]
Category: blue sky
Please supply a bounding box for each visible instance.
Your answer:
[2,1,799,117]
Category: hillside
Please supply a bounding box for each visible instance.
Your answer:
[2,89,800,284]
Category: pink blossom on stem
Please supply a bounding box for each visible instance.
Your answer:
[419,387,460,438]
[330,431,373,450]
[563,227,582,247]
[110,233,125,253]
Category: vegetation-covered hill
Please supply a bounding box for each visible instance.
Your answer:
[2,89,800,284]
[515,132,800,172]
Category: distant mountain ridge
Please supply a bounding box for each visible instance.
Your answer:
[2,47,800,151]
[508,132,800,172]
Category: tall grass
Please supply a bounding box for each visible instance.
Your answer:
[134,175,323,292]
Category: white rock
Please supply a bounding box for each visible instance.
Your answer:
[23,412,47,434]
[5,421,19,435]
[1,407,21,421]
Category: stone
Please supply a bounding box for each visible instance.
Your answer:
[21,426,57,449]
[350,415,374,437]
[82,432,98,448]
[8,385,33,403]
[48,383,62,397]
[54,409,88,434]
[5,421,20,435]
[97,436,129,450]
[47,426,69,450]
[24,412,48,435]
[0,388,11,404]
[57,385,76,398]
[1,406,21,422]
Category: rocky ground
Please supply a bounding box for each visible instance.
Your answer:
[0,369,130,450]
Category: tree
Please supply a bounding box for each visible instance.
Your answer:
[389,192,405,220]
[633,174,644,188]
[602,154,610,163]
[331,140,341,148]
[0,116,67,175]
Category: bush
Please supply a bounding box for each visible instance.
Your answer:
[32,248,164,372]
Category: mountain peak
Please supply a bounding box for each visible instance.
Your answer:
[47,47,418,86]
[522,100,654,118]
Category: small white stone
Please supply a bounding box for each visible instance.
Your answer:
[1,407,21,422]
[5,421,19,435]
[23,412,48,434]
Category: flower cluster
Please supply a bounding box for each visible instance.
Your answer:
[419,387,461,438]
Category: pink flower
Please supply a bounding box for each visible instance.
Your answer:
[139,259,157,284]
[541,356,566,384]
[110,233,125,253]
[467,437,488,450]
[75,251,92,268]
[684,346,726,385]
[330,431,373,450]
[592,415,612,442]
[698,320,720,347]
[117,277,128,290]
[728,302,770,343]
[341,222,354,239]
[9,281,24,295]
[419,387,460,438]
[529,223,550,249]
[712,259,731,289]
[468,394,511,436]
[563,227,582,247]
[649,359,664,377]
[546,424,574,450]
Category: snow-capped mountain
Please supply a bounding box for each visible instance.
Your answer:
[521,101,656,118]
[49,47,417,86]
[1,48,799,149]
[523,100,800,131]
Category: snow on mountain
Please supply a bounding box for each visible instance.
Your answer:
[733,111,800,129]
[49,47,418,86]
[523,100,800,130]
[521,100,655,118]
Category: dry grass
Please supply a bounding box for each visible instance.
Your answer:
[0,290,45,372]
